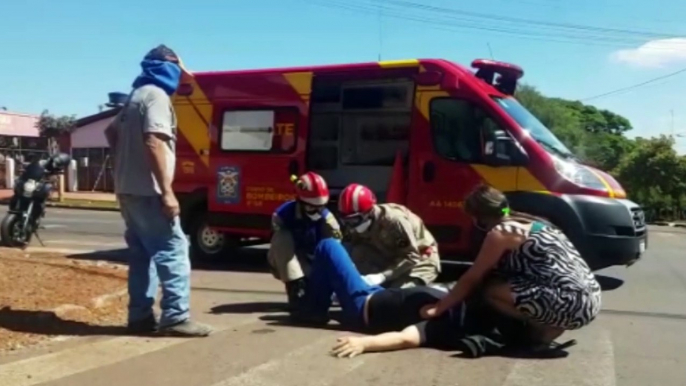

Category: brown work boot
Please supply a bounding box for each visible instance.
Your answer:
[158,319,214,337]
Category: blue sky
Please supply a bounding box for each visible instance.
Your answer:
[2,0,686,151]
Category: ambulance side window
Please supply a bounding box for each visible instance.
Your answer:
[219,108,297,153]
[429,98,499,163]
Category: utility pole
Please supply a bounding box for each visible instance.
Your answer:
[377,0,383,61]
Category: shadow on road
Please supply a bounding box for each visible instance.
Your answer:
[67,247,273,274]
[259,313,352,332]
[65,248,625,293]
[210,302,287,315]
[0,307,125,336]
[595,275,625,291]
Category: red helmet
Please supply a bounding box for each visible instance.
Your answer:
[338,183,377,217]
[292,172,329,206]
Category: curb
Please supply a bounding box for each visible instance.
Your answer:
[45,202,120,212]
[648,222,686,228]
[0,200,120,212]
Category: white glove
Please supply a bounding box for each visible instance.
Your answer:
[362,273,386,286]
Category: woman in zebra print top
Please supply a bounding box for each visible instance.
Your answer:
[421,184,602,347]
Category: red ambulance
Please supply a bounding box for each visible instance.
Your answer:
[171,58,647,271]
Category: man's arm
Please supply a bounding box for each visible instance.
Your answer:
[330,326,421,358]
[142,89,175,195]
[379,217,424,282]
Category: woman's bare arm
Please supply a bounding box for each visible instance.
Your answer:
[432,230,516,316]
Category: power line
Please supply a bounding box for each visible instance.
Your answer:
[581,67,686,102]
[303,0,686,47]
[381,0,681,39]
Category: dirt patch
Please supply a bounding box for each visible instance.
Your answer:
[0,250,129,353]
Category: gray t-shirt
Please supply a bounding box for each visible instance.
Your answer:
[111,84,177,196]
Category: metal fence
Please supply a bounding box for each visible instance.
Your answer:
[71,147,114,192]
[0,135,49,188]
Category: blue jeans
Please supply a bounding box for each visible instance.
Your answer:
[118,194,191,327]
[305,238,384,327]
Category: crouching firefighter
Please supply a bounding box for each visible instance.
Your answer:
[337,183,441,289]
[267,172,343,318]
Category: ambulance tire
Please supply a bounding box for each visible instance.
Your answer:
[188,212,239,263]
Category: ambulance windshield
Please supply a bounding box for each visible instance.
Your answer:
[492,96,575,160]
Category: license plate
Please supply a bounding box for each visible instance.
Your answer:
[639,241,646,253]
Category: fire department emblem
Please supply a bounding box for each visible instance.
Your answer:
[216,165,241,204]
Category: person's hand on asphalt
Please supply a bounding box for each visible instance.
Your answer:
[161,191,180,219]
[331,336,366,358]
[420,303,440,319]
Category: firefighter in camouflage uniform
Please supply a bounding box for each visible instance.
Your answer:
[337,183,441,289]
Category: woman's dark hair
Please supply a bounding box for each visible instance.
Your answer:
[464,184,552,226]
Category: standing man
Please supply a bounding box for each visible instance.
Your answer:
[105,45,213,337]
[337,183,441,289]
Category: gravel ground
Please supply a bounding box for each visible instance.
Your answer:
[0,249,129,353]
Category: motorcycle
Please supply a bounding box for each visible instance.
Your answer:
[0,153,72,248]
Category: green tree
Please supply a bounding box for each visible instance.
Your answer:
[516,83,686,220]
[615,136,686,219]
[35,110,76,155]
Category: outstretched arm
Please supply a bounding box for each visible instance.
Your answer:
[330,326,422,358]
[425,230,511,318]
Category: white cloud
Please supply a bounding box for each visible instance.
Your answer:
[611,38,686,68]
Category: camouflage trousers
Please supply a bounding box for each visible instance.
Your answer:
[267,229,312,282]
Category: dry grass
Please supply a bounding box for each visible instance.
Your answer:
[0,250,128,352]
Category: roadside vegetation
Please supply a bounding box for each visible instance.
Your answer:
[518,85,686,223]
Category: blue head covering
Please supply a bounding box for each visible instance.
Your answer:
[131,45,182,95]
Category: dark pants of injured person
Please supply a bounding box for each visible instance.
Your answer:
[302,238,471,331]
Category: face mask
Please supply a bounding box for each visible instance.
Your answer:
[306,212,322,221]
[354,219,372,233]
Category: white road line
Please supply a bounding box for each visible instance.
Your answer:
[42,224,66,229]
[0,317,261,386]
[502,326,616,386]
[43,218,122,224]
[212,336,369,386]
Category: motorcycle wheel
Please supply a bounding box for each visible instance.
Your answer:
[0,213,29,248]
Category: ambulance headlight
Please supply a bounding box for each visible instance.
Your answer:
[552,157,607,191]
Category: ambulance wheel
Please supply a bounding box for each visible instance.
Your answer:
[188,213,238,262]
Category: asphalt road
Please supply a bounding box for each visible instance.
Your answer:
[0,207,685,386]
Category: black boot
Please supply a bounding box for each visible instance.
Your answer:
[285,278,308,313]
[285,278,329,326]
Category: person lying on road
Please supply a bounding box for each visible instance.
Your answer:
[266,172,342,321]
[337,183,441,289]
[419,184,602,351]
[292,237,513,355]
